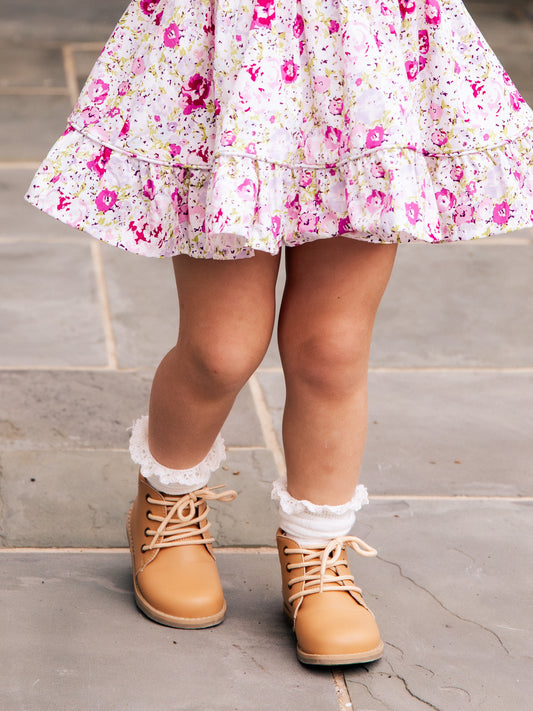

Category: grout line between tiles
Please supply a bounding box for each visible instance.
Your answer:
[1,364,532,373]
[225,445,269,451]
[66,41,107,52]
[0,87,70,96]
[61,44,80,107]
[332,671,353,711]
[367,366,533,373]
[90,241,119,370]
[0,237,81,245]
[370,495,533,502]
[248,374,286,477]
[0,365,137,372]
[257,366,533,374]
[0,161,40,170]
[0,546,278,554]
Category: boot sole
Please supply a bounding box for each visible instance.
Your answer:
[296,641,384,666]
[284,605,384,666]
[126,507,226,630]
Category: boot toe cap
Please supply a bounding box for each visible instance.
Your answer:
[295,592,382,658]
[136,549,225,623]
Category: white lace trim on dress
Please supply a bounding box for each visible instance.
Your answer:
[129,415,226,488]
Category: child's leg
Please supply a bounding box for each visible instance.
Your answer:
[275,237,396,665]
[148,250,281,470]
[128,250,280,629]
[278,238,397,505]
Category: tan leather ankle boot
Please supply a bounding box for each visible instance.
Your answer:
[277,529,384,665]
[127,473,236,628]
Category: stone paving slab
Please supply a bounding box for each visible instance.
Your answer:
[2,95,72,162]
[0,242,107,367]
[1,498,531,710]
[0,549,340,711]
[348,498,533,711]
[101,239,533,371]
[256,370,533,496]
[0,370,264,451]
[371,241,533,368]
[0,447,278,547]
[1,0,129,43]
[101,241,287,370]
[0,170,78,240]
[0,370,150,450]
[0,42,66,88]
[100,243,180,369]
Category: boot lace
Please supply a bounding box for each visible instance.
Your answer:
[284,535,378,620]
[141,484,237,553]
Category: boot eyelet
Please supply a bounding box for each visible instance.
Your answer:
[146,510,152,519]
[144,527,150,537]
[141,544,148,553]
[145,493,150,502]
[285,564,290,572]
[283,547,289,555]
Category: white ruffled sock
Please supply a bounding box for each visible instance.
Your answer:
[271,478,369,548]
[129,415,226,495]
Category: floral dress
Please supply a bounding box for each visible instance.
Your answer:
[26,0,533,258]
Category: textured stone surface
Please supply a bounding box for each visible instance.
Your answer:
[0,550,339,711]
[0,447,276,547]
[371,242,533,368]
[0,169,79,240]
[255,369,533,496]
[209,448,279,547]
[1,95,72,162]
[2,1,532,709]
[100,243,179,369]
[0,242,107,367]
[347,499,533,711]
[1,0,129,43]
[0,370,150,451]
[0,370,263,451]
[101,239,286,369]
[0,42,66,88]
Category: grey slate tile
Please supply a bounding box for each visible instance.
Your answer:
[0,370,151,451]
[0,550,339,711]
[99,243,178,369]
[371,242,533,368]
[100,239,286,370]
[0,242,107,367]
[255,370,533,496]
[0,447,277,547]
[1,0,129,43]
[347,498,533,711]
[0,450,137,547]
[0,169,79,240]
[0,42,66,88]
[209,448,278,547]
[0,370,263,451]
[2,95,72,162]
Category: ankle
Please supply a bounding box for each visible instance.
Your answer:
[129,415,226,495]
[272,478,369,547]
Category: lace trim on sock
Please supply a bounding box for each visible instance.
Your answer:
[129,415,226,487]
[271,478,369,517]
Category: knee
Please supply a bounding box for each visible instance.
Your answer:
[279,320,372,397]
[183,331,269,396]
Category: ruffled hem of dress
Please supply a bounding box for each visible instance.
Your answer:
[129,415,226,486]
[271,478,369,516]
[25,125,533,259]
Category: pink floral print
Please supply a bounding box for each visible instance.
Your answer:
[26,0,533,259]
